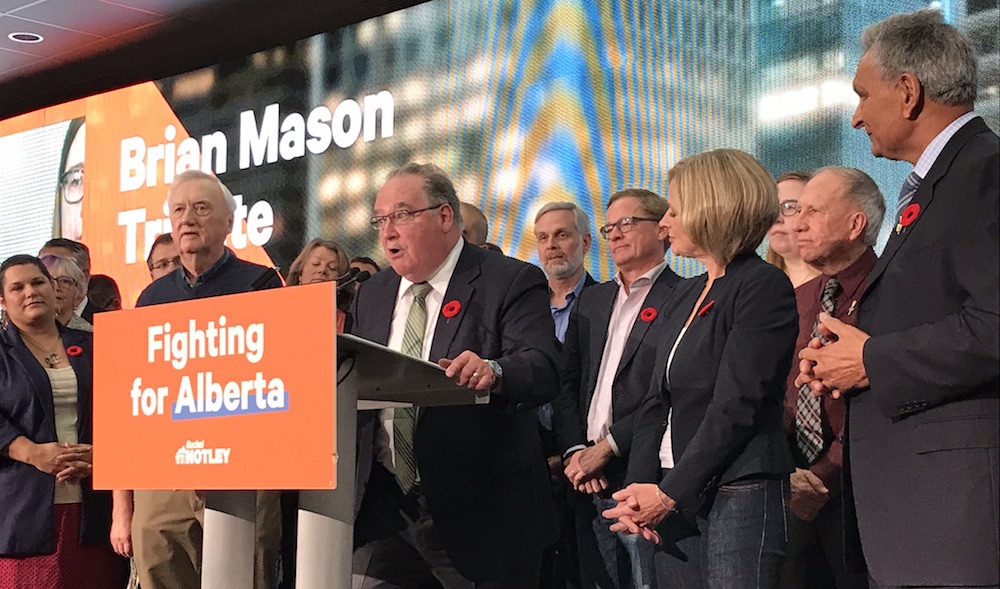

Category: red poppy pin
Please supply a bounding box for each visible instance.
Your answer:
[697,300,715,317]
[442,300,462,319]
[639,307,657,322]
[66,345,83,357]
[900,203,920,228]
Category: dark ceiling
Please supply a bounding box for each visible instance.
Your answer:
[0,0,425,120]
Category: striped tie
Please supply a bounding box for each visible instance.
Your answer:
[393,281,433,494]
[896,171,921,222]
[796,277,840,464]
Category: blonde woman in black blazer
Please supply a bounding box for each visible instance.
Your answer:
[604,149,798,588]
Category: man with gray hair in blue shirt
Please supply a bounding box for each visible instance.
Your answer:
[534,201,596,588]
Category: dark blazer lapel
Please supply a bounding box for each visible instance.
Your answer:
[61,328,92,441]
[366,274,401,346]
[614,270,677,381]
[2,326,54,427]
[429,243,480,362]
[584,283,617,399]
[863,117,989,301]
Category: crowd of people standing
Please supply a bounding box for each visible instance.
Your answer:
[0,8,996,589]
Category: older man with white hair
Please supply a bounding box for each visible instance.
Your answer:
[114,170,283,589]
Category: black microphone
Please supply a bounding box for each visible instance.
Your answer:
[337,270,370,292]
[334,267,360,286]
[250,266,281,291]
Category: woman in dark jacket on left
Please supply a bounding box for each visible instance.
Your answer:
[0,254,124,588]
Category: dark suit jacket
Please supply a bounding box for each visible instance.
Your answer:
[851,117,999,586]
[0,324,112,555]
[538,271,597,459]
[552,265,679,486]
[627,254,797,519]
[79,298,100,323]
[350,242,559,582]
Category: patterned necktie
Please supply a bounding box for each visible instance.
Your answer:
[896,171,921,224]
[393,281,433,494]
[796,277,841,464]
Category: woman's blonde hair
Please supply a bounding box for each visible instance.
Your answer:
[287,239,350,286]
[668,149,779,265]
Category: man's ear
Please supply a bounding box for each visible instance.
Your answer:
[898,72,924,120]
[849,211,868,242]
[656,220,669,242]
[440,203,456,233]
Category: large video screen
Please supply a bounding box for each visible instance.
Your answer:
[1,0,993,306]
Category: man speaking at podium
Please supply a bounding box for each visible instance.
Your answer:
[115,170,282,589]
[351,163,559,588]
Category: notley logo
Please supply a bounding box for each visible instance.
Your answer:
[175,440,231,465]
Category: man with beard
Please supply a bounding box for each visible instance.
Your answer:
[552,189,679,589]
[533,202,597,587]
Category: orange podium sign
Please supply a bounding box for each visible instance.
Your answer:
[92,283,338,490]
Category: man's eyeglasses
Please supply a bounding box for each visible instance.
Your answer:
[779,200,800,217]
[53,276,77,290]
[599,216,660,239]
[370,203,446,230]
[60,166,84,204]
[149,257,181,272]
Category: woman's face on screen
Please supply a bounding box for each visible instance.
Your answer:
[60,123,86,240]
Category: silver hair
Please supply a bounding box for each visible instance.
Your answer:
[861,9,977,106]
[814,166,886,246]
[534,202,592,236]
[39,253,88,298]
[385,163,463,230]
[169,169,238,215]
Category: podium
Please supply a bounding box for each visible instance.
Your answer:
[92,285,486,589]
[292,333,488,589]
[201,334,489,589]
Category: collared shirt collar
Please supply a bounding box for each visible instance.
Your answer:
[550,271,588,313]
[913,111,978,179]
[398,237,464,298]
[183,248,233,288]
[826,247,877,300]
[74,296,88,316]
[613,260,668,290]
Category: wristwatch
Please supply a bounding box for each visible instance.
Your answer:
[484,359,503,391]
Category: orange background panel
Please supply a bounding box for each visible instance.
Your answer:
[92,283,338,490]
[1,82,275,309]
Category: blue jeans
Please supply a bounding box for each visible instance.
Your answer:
[592,496,657,589]
[654,477,788,589]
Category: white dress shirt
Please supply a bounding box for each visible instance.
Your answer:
[585,261,669,455]
[913,111,978,179]
[658,326,688,469]
[375,237,466,472]
[74,296,89,317]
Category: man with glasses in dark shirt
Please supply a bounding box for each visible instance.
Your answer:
[145,233,180,283]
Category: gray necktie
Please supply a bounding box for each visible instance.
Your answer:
[393,281,433,494]
[796,277,841,464]
[896,171,921,223]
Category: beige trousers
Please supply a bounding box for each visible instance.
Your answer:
[132,490,281,589]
